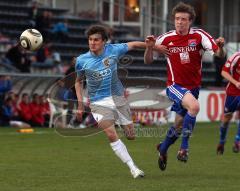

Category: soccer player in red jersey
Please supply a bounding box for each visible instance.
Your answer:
[216,51,240,154]
[144,2,225,170]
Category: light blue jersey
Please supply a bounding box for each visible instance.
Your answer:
[75,43,128,102]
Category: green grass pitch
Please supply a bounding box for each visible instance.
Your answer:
[0,122,239,191]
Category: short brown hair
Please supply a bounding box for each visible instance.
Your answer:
[172,2,196,21]
[86,25,108,41]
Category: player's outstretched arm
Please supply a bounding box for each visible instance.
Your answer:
[75,77,84,121]
[214,37,226,58]
[127,41,146,51]
[221,70,240,89]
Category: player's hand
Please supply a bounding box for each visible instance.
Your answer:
[155,44,171,56]
[215,37,225,48]
[145,35,156,48]
[235,82,240,89]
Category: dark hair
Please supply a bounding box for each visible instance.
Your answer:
[86,25,108,41]
[22,93,28,98]
[5,97,12,103]
[32,93,39,99]
[172,2,196,21]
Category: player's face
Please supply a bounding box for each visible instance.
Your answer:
[174,12,192,35]
[23,95,29,103]
[88,34,106,55]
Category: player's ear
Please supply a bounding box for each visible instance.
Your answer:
[189,19,193,25]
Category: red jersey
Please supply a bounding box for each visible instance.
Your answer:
[30,102,44,125]
[155,28,218,89]
[222,51,240,96]
[19,101,32,121]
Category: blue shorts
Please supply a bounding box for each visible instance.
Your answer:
[224,95,240,114]
[166,84,200,117]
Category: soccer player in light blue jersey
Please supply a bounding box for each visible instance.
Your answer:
[75,25,146,178]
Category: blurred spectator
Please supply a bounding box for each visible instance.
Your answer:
[8,92,20,120]
[0,33,11,61]
[64,57,77,100]
[18,93,32,123]
[62,58,77,124]
[29,93,44,127]
[0,32,10,43]
[31,43,61,73]
[5,43,31,72]
[0,97,12,126]
[28,1,40,27]
[0,97,31,128]
[35,10,52,41]
[39,94,50,126]
[63,58,92,128]
[0,75,12,106]
[51,19,69,42]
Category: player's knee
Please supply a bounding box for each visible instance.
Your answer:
[222,118,231,126]
[223,113,233,123]
[107,133,118,142]
[189,101,200,115]
[104,129,118,141]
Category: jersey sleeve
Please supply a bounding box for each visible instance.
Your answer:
[153,35,165,60]
[222,52,240,74]
[110,43,128,56]
[75,56,85,78]
[153,34,165,60]
[199,29,218,55]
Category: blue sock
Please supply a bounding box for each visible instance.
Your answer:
[234,121,240,143]
[219,122,229,144]
[160,126,181,154]
[181,113,196,150]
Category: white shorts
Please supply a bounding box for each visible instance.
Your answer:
[90,96,132,125]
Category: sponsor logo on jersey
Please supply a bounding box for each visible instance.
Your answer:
[92,68,111,80]
[102,58,110,67]
[169,46,197,53]
[225,62,230,68]
[188,39,197,47]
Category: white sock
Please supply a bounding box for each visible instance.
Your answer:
[110,139,137,171]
